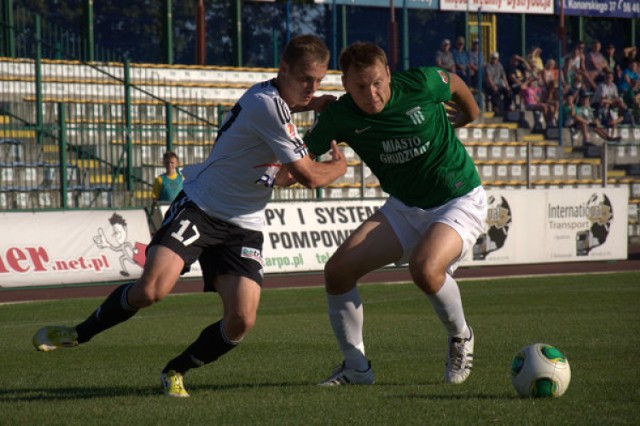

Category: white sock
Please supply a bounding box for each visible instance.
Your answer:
[327,287,369,371]
[426,274,469,339]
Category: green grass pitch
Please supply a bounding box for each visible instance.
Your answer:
[1,272,639,425]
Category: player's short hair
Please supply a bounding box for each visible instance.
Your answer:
[162,151,178,163]
[339,42,388,74]
[281,34,330,70]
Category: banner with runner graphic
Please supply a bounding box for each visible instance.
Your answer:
[0,210,150,288]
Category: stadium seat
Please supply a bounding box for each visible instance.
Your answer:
[475,145,488,160]
[0,139,24,163]
[35,190,56,208]
[14,189,36,209]
[0,191,10,209]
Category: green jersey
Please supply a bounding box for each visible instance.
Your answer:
[305,67,481,209]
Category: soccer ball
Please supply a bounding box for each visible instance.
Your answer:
[510,343,571,398]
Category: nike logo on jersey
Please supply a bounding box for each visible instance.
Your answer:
[355,126,372,134]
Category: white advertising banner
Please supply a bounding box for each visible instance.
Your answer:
[0,210,150,288]
[462,187,629,265]
[440,0,554,14]
[0,186,628,289]
[263,200,382,273]
[262,187,628,271]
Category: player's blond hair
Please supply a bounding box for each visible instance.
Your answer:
[281,34,330,69]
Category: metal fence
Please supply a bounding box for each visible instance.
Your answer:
[4,5,637,236]
[0,8,353,213]
[0,9,214,212]
[1,62,220,210]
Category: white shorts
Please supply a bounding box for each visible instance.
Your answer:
[379,186,487,274]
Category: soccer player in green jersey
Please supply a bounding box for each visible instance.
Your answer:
[305,42,487,386]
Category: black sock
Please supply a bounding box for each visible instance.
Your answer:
[75,283,138,343]
[163,320,239,375]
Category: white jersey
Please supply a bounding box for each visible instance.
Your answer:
[182,79,308,231]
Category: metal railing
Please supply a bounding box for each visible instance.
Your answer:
[0,7,360,214]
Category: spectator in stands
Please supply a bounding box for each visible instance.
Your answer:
[566,72,588,102]
[578,93,621,144]
[468,38,483,89]
[521,75,554,130]
[507,54,532,109]
[541,59,564,90]
[304,41,484,387]
[592,70,628,130]
[435,38,456,73]
[151,151,183,211]
[452,36,470,84]
[564,41,597,91]
[604,43,619,81]
[540,59,565,110]
[622,77,640,124]
[617,59,639,94]
[526,46,544,75]
[484,51,513,115]
[562,92,586,145]
[585,39,610,84]
[620,46,637,72]
[31,34,347,398]
[563,92,619,146]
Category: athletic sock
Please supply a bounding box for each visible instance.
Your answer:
[75,283,138,343]
[425,274,470,339]
[327,287,369,371]
[162,320,239,375]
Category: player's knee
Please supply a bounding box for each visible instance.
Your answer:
[409,261,444,294]
[324,254,343,282]
[224,312,256,338]
[127,284,166,308]
[133,291,163,307]
[324,255,358,294]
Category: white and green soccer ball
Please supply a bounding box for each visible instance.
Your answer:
[510,343,571,398]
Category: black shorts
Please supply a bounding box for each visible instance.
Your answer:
[149,191,264,290]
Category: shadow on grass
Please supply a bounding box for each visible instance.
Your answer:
[0,381,516,402]
[0,381,310,402]
[0,386,161,402]
[393,392,517,401]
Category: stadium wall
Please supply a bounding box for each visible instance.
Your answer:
[0,187,628,290]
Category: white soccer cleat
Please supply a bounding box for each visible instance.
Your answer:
[445,326,474,384]
[32,326,79,352]
[318,361,375,386]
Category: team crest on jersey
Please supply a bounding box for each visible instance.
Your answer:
[286,123,298,138]
[437,70,448,84]
[405,106,425,125]
[241,246,264,266]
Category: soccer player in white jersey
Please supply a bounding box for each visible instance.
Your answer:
[32,35,346,398]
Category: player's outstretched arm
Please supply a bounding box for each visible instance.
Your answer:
[282,140,346,189]
[290,94,337,114]
[448,73,480,128]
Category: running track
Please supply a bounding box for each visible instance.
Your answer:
[2,246,638,304]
